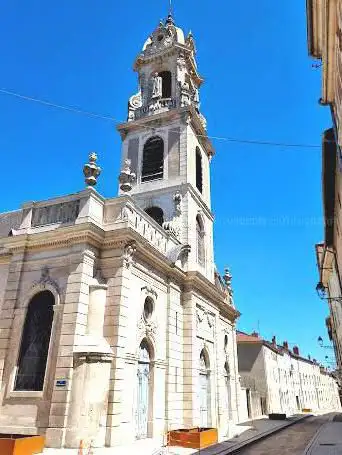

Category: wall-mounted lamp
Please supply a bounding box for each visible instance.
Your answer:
[316,282,342,303]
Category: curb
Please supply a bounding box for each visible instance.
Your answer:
[194,414,312,455]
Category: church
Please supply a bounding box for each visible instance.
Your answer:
[0,13,243,450]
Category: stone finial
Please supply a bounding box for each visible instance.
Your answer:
[223,268,233,296]
[83,152,101,187]
[118,159,136,192]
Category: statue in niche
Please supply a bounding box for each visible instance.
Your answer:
[152,72,162,99]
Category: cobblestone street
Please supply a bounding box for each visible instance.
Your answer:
[237,416,327,455]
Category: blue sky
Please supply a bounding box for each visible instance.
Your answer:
[0,1,334,365]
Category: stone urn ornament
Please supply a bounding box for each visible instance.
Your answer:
[118,159,136,192]
[83,152,101,187]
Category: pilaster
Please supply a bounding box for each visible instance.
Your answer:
[0,251,25,393]
[182,291,199,427]
[46,245,96,448]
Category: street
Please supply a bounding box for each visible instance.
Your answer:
[237,416,328,455]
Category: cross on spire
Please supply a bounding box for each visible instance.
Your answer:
[166,0,175,25]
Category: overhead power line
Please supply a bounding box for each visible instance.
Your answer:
[0,87,324,149]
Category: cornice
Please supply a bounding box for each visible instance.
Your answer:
[21,187,104,211]
[116,106,214,158]
[2,223,104,253]
[322,0,337,103]
[184,271,240,322]
[186,184,213,221]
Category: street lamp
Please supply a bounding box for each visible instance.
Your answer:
[316,282,342,303]
[317,336,334,350]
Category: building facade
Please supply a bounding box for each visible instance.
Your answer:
[237,332,341,418]
[0,14,244,451]
[307,0,342,377]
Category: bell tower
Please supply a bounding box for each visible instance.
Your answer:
[117,14,215,282]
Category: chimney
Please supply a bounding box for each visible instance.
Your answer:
[283,341,289,350]
[272,336,276,346]
[308,354,311,361]
[293,346,299,355]
[251,331,259,338]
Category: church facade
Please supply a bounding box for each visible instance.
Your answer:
[0,15,243,450]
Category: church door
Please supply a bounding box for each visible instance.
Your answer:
[199,350,210,428]
[136,341,150,439]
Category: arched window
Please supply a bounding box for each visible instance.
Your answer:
[196,215,205,267]
[145,206,164,226]
[15,290,55,391]
[159,71,172,98]
[196,147,203,193]
[142,136,164,182]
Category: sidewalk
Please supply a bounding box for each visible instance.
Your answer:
[304,413,342,454]
[43,415,309,455]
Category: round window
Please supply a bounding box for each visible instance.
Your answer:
[143,297,154,321]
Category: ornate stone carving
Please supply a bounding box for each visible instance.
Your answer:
[128,91,142,121]
[33,266,60,292]
[199,113,207,130]
[162,220,179,238]
[121,204,134,222]
[138,318,158,336]
[185,31,196,53]
[142,23,175,58]
[196,307,204,325]
[196,305,215,338]
[180,81,191,107]
[31,200,80,227]
[123,241,137,268]
[207,313,215,328]
[141,285,158,300]
[173,191,182,214]
[83,152,101,187]
[152,73,162,99]
[118,159,136,192]
[167,244,191,267]
[129,91,142,109]
[177,54,187,71]
[162,192,183,239]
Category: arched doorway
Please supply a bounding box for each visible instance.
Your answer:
[199,349,211,428]
[136,340,152,439]
[15,290,55,391]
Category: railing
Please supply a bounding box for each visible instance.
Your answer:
[104,198,180,257]
[9,190,180,261]
[133,98,177,120]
